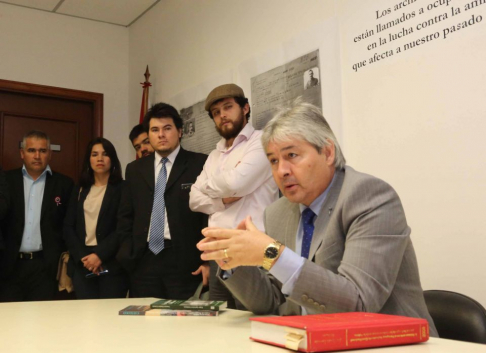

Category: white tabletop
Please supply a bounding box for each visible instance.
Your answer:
[0,298,485,353]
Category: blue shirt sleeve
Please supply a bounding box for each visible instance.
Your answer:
[220,246,305,293]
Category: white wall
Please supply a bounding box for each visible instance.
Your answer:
[128,0,486,307]
[337,0,486,305]
[128,0,337,126]
[0,3,131,168]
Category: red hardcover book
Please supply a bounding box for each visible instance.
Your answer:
[250,312,429,352]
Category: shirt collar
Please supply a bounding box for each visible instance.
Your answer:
[154,144,180,166]
[22,164,52,180]
[299,172,337,216]
[216,122,255,153]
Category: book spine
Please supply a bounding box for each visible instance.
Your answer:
[176,304,221,311]
[150,304,172,309]
[308,323,429,351]
[156,311,219,317]
[151,304,220,311]
[119,311,146,316]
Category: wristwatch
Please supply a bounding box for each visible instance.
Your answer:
[262,241,283,270]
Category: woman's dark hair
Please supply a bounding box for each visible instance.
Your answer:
[79,137,122,188]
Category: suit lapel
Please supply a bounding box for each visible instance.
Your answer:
[308,168,345,260]
[14,169,26,229]
[40,172,54,223]
[166,148,187,192]
[97,183,113,223]
[140,154,155,191]
[74,187,88,241]
[284,203,301,251]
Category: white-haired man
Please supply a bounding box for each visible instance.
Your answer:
[197,99,438,337]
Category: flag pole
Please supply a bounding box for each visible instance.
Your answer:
[139,65,151,124]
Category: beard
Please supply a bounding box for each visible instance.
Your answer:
[215,111,246,140]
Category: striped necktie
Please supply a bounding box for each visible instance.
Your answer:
[149,157,168,255]
[301,208,316,259]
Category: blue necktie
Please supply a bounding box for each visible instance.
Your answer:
[301,208,316,259]
[149,157,168,255]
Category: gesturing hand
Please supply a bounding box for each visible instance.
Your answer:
[197,216,275,270]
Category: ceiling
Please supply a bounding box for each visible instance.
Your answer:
[0,0,161,27]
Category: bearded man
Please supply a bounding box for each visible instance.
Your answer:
[189,84,278,308]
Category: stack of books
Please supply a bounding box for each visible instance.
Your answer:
[119,299,227,317]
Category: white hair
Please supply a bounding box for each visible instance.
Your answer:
[261,98,345,169]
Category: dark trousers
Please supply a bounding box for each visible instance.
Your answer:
[72,265,129,299]
[129,243,200,300]
[0,256,56,302]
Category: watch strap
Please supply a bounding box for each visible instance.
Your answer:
[262,241,282,270]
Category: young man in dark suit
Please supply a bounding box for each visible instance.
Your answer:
[0,130,73,302]
[117,103,208,299]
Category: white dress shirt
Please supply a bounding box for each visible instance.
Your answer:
[189,123,278,231]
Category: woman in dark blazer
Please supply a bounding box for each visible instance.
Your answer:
[64,138,128,299]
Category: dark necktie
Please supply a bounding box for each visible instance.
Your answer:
[149,157,168,255]
[301,208,316,259]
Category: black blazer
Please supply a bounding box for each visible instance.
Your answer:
[0,168,73,279]
[116,148,208,273]
[63,182,124,276]
[0,167,8,253]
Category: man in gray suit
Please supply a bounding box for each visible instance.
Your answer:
[198,99,438,336]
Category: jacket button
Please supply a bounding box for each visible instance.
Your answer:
[301,294,309,301]
[144,227,148,232]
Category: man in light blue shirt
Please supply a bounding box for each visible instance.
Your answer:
[20,163,51,253]
[0,130,73,302]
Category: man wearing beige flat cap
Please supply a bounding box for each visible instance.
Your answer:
[190,84,278,308]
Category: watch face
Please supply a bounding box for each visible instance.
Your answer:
[265,246,279,259]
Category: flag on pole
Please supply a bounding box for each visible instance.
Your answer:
[137,66,151,159]
[140,65,151,124]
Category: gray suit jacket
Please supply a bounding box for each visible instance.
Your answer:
[222,166,438,336]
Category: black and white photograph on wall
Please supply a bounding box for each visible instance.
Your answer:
[304,67,320,89]
[179,101,221,155]
[184,119,195,138]
[250,49,322,130]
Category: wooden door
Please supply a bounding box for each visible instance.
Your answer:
[0,79,103,183]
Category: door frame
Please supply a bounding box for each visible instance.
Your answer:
[0,79,103,136]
